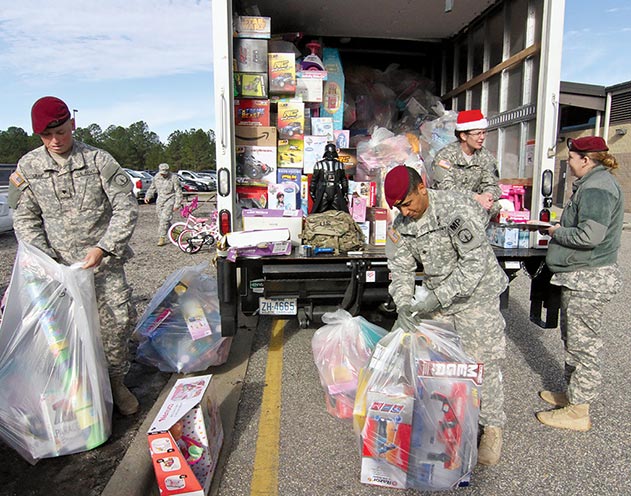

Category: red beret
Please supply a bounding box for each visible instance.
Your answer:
[31,96,71,134]
[568,136,609,153]
[384,165,410,208]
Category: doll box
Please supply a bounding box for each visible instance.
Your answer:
[147,375,223,495]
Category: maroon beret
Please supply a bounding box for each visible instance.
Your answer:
[31,96,71,134]
[384,165,410,208]
[568,136,609,153]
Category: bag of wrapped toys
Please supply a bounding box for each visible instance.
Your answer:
[0,243,112,464]
[311,309,387,419]
[134,263,231,373]
[353,320,482,491]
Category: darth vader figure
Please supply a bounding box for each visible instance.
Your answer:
[310,143,349,213]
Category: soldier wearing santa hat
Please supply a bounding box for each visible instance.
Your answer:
[431,109,502,219]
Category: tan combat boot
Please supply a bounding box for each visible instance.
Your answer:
[157,237,167,246]
[477,426,503,466]
[539,390,569,407]
[536,404,591,431]
[111,377,139,416]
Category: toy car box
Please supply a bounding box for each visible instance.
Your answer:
[269,53,297,95]
[277,100,304,140]
[234,99,270,127]
[235,126,277,185]
[234,73,268,98]
[147,375,223,496]
[277,139,304,168]
[234,38,268,73]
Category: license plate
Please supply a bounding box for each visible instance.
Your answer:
[259,297,297,315]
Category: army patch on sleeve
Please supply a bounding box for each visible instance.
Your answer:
[448,216,464,234]
[9,171,26,188]
[457,228,473,243]
[114,172,130,186]
[387,227,401,245]
[436,159,451,170]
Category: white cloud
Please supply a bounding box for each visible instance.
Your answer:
[0,0,213,81]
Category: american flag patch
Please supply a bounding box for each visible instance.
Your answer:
[436,159,451,170]
[9,171,25,187]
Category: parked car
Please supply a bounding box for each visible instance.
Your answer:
[0,164,16,233]
[124,168,151,200]
[177,175,211,194]
[178,170,215,190]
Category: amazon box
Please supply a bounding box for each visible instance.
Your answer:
[235,126,277,186]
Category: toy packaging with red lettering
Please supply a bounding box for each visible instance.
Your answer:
[147,375,223,496]
[353,321,482,491]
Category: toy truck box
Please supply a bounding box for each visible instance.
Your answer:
[147,375,223,496]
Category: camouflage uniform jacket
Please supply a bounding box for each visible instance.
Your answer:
[145,172,183,207]
[431,141,502,203]
[9,141,138,264]
[387,189,508,315]
[547,165,624,274]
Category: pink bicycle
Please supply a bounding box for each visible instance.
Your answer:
[167,196,211,246]
[177,211,220,253]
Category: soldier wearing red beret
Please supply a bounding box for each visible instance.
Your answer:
[10,96,140,416]
[536,136,624,431]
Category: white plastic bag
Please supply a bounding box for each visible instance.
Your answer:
[312,309,387,419]
[134,263,231,373]
[353,321,481,491]
[0,243,112,464]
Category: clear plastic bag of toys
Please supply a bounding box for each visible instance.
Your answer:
[134,263,231,373]
[0,243,112,464]
[353,321,481,491]
[311,309,388,419]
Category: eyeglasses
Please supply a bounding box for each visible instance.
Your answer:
[466,130,487,137]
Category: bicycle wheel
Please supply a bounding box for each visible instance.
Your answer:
[178,229,203,254]
[167,222,187,246]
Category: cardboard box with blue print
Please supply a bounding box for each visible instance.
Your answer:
[147,375,223,496]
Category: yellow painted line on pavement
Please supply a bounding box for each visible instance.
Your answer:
[250,318,286,496]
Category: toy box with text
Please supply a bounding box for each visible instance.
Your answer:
[367,208,387,246]
[235,16,271,39]
[234,73,268,98]
[360,393,415,489]
[296,78,323,103]
[320,48,345,130]
[234,38,268,73]
[277,167,302,209]
[334,130,350,148]
[349,196,367,223]
[269,53,296,95]
[277,139,304,168]
[234,99,270,127]
[338,148,358,175]
[277,100,304,140]
[348,180,376,207]
[236,185,268,209]
[303,135,328,173]
[242,208,303,245]
[487,223,529,249]
[235,126,277,186]
[311,116,334,140]
[147,375,223,496]
[225,228,292,261]
[267,181,300,211]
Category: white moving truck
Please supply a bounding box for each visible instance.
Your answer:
[211,0,565,335]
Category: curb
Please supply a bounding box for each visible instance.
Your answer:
[102,327,254,496]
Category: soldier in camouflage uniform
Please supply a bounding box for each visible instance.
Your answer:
[144,163,183,246]
[9,96,140,416]
[384,165,509,466]
[431,110,502,219]
[537,136,623,431]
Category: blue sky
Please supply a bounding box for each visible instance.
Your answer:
[0,1,629,143]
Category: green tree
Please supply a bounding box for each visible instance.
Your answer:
[74,124,103,147]
[165,128,216,171]
[0,127,39,163]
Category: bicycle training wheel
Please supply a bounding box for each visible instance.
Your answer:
[178,229,203,254]
[167,222,187,246]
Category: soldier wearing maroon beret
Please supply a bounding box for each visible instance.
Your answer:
[384,164,508,466]
[9,96,140,416]
[536,136,624,432]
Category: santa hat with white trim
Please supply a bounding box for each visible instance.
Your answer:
[455,109,488,132]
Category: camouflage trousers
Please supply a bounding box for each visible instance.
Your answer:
[94,257,136,379]
[156,198,177,238]
[432,298,506,427]
[560,287,615,404]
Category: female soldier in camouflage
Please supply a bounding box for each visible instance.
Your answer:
[537,136,624,431]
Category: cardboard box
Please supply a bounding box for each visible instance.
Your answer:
[269,53,296,95]
[367,207,387,245]
[234,38,268,73]
[148,375,223,496]
[487,224,519,249]
[235,126,277,185]
[242,208,303,245]
[277,139,304,168]
[320,48,345,130]
[311,117,334,140]
[277,100,304,139]
[296,78,323,103]
[267,182,300,211]
[234,99,270,127]
[236,185,268,208]
[350,196,367,223]
[333,130,350,148]
[235,16,271,39]
[348,180,376,207]
[303,135,328,173]
[234,73,268,98]
[338,148,357,175]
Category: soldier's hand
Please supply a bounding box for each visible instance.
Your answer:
[392,305,418,332]
[410,289,440,317]
[83,247,105,269]
[144,197,150,204]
